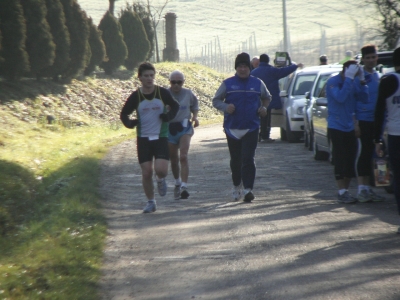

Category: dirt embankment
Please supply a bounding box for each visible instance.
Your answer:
[0,63,225,129]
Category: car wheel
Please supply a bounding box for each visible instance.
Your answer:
[313,137,329,161]
[280,127,287,141]
[286,118,300,143]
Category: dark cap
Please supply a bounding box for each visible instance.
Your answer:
[260,53,270,63]
[361,45,377,57]
[235,52,251,69]
[319,55,327,62]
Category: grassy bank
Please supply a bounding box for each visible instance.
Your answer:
[0,62,223,299]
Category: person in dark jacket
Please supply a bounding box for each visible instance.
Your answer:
[213,52,271,202]
[251,53,303,142]
[374,46,400,233]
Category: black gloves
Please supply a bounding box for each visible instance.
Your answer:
[159,113,169,122]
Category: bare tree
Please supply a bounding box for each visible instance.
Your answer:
[145,0,169,62]
[367,0,400,49]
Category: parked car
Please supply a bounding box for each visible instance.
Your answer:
[311,74,338,161]
[303,66,342,151]
[271,66,325,142]
[311,52,395,159]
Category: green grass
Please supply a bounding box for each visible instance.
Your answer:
[0,122,133,299]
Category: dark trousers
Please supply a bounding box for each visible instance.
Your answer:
[356,121,374,177]
[259,108,272,140]
[226,129,258,190]
[329,128,357,180]
[388,135,400,215]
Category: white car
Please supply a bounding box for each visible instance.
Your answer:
[270,66,324,142]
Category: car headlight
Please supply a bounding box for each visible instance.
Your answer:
[297,106,304,115]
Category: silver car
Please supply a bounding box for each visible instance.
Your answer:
[303,66,342,151]
[272,66,338,143]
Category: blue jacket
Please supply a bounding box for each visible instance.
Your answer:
[220,75,263,138]
[356,70,380,122]
[327,74,369,132]
[251,62,298,109]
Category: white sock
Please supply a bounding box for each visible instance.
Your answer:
[149,199,155,202]
[339,189,347,195]
[181,182,187,188]
[175,178,181,186]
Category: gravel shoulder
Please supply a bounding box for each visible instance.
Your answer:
[99,125,400,300]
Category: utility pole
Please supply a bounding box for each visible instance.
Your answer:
[282,0,288,52]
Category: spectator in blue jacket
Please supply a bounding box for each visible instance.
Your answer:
[355,44,385,203]
[327,60,369,204]
[251,53,303,142]
[213,52,271,203]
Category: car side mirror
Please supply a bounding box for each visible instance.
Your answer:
[316,98,327,106]
[279,90,288,97]
[305,91,310,99]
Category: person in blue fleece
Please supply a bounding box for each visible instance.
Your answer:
[327,60,369,204]
[355,44,385,203]
[251,53,303,142]
[213,52,271,203]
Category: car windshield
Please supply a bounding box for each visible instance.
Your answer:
[313,74,333,97]
[292,74,317,96]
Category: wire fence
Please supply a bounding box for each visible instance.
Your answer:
[176,31,383,73]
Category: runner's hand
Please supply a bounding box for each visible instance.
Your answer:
[192,117,199,128]
[159,113,169,122]
[226,104,235,114]
[345,64,359,79]
[258,106,268,117]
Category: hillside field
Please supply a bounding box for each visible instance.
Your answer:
[79,0,380,63]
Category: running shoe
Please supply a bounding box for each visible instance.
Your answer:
[157,178,167,196]
[180,186,189,199]
[174,185,181,200]
[357,189,372,203]
[232,187,242,201]
[368,189,385,202]
[143,200,156,213]
[243,189,255,203]
[337,191,357,204]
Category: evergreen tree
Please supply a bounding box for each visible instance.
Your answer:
[119,9,150,71]
[141,16,155,61]
[0,0,30,80]
[84,18,106,76]
[131,3,154,61]
[21,0,56,79]
[42,0,70,80]
[98,11,127,75]
[60,0,90,80]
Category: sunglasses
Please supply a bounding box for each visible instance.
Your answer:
[170,80,183,85]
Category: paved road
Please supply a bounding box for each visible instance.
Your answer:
[99,125,400,300]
